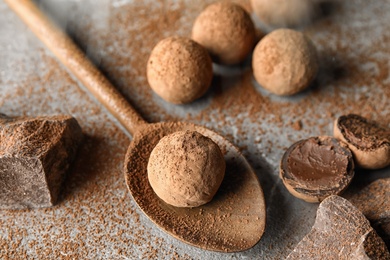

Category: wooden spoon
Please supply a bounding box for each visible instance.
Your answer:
[5,0,266,252]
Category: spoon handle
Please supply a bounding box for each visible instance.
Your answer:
[4,0,148,136]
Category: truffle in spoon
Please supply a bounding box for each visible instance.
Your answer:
[334,114,390,169]
[148,130,225,207]
[280,136,354,203]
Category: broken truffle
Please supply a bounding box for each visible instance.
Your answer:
[280,136,354,203]
[334,114,390,169]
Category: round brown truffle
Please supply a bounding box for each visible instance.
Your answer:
[147,130,226,208]
[280,136,354,203]
[192,2,256,65]
[252,28,318,96]
[333,114,390,169]
[147,37,213,104]
[250,0,317,28]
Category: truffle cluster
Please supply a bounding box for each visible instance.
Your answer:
[280,114,390,203]
[147,1,319,104]
[147,2,257,104]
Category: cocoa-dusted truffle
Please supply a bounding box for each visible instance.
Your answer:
[250,0,317,28]
[0,114,82,209]
[147,37,213,104]
[252,29,318,96]
[333,114,390,169]
[147,130,225,207]
[280,136,354,203]
[192,2,256,65]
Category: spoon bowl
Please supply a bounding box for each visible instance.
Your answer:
[125,122,265,252]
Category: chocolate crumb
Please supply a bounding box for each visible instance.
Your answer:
[291,121,302,131]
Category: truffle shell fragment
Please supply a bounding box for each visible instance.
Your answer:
[333,114,390,169]
[192,2,256,65]
[147,130,225,208]
[147,37,213,104]
[0,115,83,209]
[287,195,390,259]
[280,136,354,203]
[252,29,318,96]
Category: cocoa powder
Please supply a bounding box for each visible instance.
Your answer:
[1,0,389,259]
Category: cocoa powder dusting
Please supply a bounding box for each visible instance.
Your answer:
[1,0,389,259]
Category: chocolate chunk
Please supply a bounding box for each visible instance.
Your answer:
[0,114,83,209]
[287,195,390,259]
[280,136,354,203]
[344,178,390,247]
[334,114,390,169]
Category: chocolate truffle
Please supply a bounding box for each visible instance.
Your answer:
[252,29,318,96]
[0,114,83,209]
[192,2,256,65]
[287,196,390,259]
[147,130,225,207]
[280,136,354,203]
[333,114,390,169]
[147,37,213,104]
[250,0,317,28]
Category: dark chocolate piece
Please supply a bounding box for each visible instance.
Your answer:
[280,136,354,203]
[287,195,390,259]
[0,115,82,209]
[344,178,390,247]
[334,114,390,169]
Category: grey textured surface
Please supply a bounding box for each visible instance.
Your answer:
[0,0,389,259]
